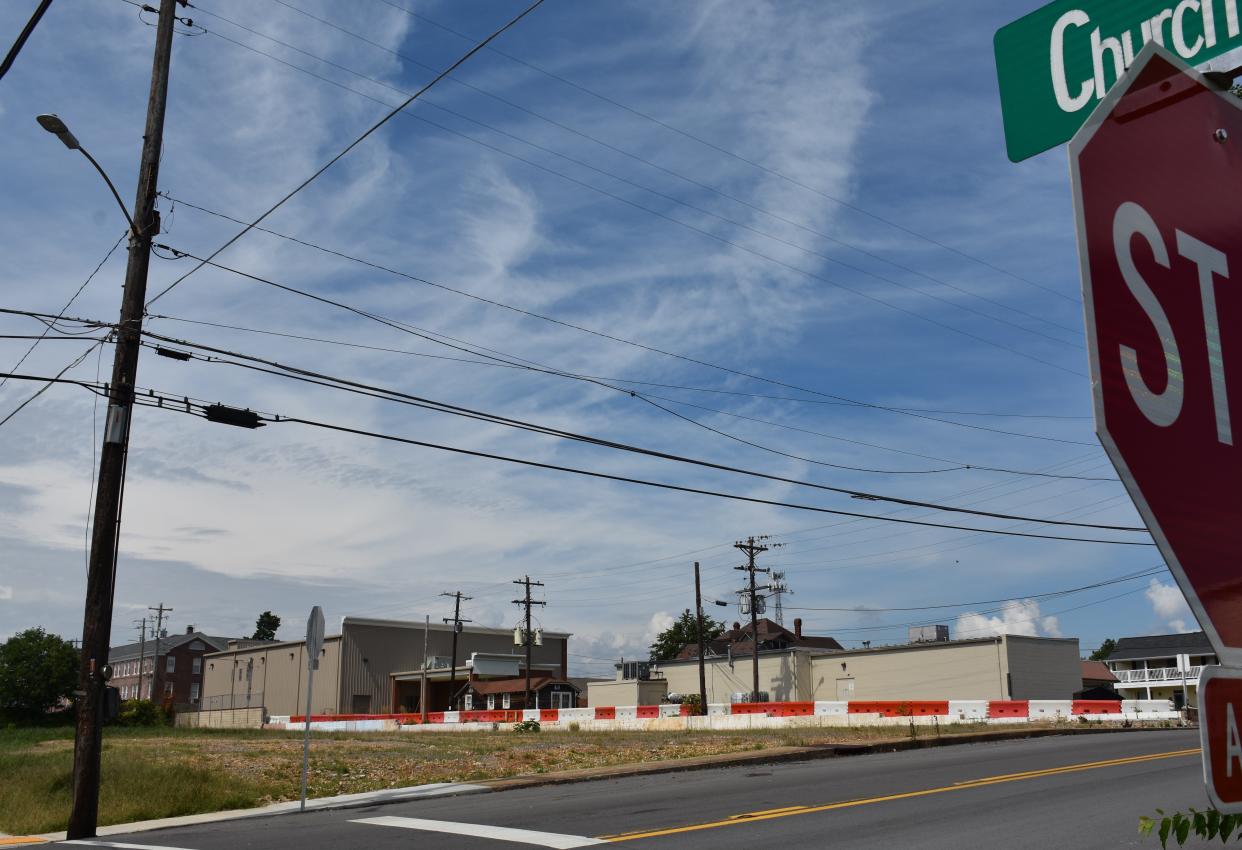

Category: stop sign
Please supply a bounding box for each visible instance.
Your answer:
[1071,44,1242,667]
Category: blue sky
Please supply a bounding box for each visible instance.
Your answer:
[0,0,1193,677]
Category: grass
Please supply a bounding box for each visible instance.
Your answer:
[0,720,1067,835]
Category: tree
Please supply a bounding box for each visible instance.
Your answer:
[649,609,725,661]
[0,627,79,723]
[1090,638,1117,661]
[252,611,281,641]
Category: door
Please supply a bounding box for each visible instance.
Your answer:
[351,694,371,714]
[836,678,855,701]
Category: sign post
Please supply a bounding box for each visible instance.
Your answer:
[299,606,324,813]
[995,0,1242,161]
[1071,43,1242,811]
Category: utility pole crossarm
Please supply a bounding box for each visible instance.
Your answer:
[513,576,545,712]
[440,591,472,712]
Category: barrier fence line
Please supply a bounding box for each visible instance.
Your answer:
[276,698,1181,731]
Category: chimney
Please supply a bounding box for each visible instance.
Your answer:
[732,621,741,631]
[794,618,802,638]
[185,625,194,634]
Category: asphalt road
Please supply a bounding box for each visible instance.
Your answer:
[61,729,1205,850]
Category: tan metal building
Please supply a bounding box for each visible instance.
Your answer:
[201,616,569,716]
[647,635,1081,705]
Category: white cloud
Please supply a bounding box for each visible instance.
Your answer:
[1146,579,1193,632]
[0,585,13,601]
[954,599,1060,639]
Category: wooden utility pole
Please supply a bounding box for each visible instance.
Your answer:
[441,591,472,711]
[512,576,545,710]
[694,561,707,716]
[132,618,146,699]
[147,602,171,701]
[420,615,430,723]
[734,537,770,702]
[68,0,177,836]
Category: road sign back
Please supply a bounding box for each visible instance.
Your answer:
[1201,667,1242,812]
[1071,44,1242,666]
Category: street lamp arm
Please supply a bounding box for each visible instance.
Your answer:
[76,146,138,237]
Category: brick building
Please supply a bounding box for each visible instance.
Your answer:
[109,626,269,709]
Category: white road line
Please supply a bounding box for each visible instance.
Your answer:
[61,842,199,849]
[352,815,606,848]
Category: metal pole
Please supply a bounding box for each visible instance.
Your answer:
[420,615,430,723]
[299,645,314,813]
[67,2,176,834]
[448,602,458,711]
[695,562,707,716]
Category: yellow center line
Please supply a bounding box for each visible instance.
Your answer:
[0,839,49,846]
[599,747,1200,842]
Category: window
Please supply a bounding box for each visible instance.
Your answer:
[502,693,511,709]
[166,656,175,673]
[487,694,495,710]
[551,691,573,709]
[190,683,200,703]
[164,682,173,696]
[463,694,473,711]
[192,657,202,675]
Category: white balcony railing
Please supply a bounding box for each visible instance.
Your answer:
[1114,666,1202,684]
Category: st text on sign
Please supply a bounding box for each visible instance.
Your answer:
[1070,45,1242,665]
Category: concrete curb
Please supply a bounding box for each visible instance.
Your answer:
[26,782,490,843]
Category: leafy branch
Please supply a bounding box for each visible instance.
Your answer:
[1141,809,1241,846]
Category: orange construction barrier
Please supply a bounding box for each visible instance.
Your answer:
[848,701,949,717]
[1072,700,1122,715]
[988,701,1029,718]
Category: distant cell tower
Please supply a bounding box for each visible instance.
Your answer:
[769,571,791,627]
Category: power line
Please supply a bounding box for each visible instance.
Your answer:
[263,0,1081,342]
[785,566,1165,613]
[121,391,1149,544]
[0,231,124,392]
[151,243,1097,448]
[141,309,1108,477]
[137,329,1144,532]
[186,5,1083,350]
[0,343,103,428]
[376,0,1080,307]
[143,0,548,307]
[180,28,1084,377]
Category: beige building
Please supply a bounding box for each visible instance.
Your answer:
[644,634,1081,705]
[201,616,569,716]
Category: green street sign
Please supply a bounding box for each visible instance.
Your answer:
[995,0,1242,161]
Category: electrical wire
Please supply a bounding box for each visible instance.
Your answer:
[177,28,1084,378]
[386,0,1080,307]
[143,0,547,307]
[186,5,1083,350]
[785,566,1165,612]
[0,231,124,392]
[264,0,1081,341]
[0,344,103,428]
[121,387,1151,544]
[151,243,1098,448]
[137,329,1144,532]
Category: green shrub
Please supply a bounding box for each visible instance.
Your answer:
[513,719,541,733]
[117,700,169,727]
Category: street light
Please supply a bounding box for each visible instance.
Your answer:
[36,113,137,237]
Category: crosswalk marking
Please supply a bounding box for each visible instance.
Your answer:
[352,815,606,848]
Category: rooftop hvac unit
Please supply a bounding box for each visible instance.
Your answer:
[622,661,651,681]
[908,625,950,644]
